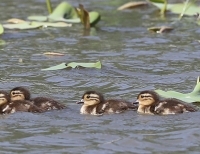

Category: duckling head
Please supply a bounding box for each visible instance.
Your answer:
[136,90,159,107]
[77,91,105,106]
[10,87,31,101]
[0,91,10,106]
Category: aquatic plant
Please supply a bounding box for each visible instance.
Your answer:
[156,77,200,103]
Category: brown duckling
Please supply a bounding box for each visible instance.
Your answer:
[77,90,137,115]
[0,90,43,114]
[10,87,66,111]
[135,90,197,115]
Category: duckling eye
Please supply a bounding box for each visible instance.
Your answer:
[141,95,144,98]
[86,95,90,99]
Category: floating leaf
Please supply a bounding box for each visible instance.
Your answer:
[3,22,41,30]
[27,16,48,22]
[27,2,100,26]
[150,1,200,16]
[43,52,65,56]
[0,24,4,34]
[42,63,67,71]
[155,77,200,103]
[42,61,102,71]
[3,21,71,30]
[36,22,72,27]
[7,18,26,24]
[148,26,173,33]
[117,1,148,10]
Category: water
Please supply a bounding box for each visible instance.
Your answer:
[0,0,200,153]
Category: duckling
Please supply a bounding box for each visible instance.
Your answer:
[10,87,66,111]
[0,90,43,114]
[0,90,11,114]
[77,90,137,115]
[135,90,197,115]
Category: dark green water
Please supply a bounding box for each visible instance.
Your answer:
[0,0,200,153]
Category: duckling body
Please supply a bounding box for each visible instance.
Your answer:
[0,90,43,114]
[77,91,137,115]
[30,97,66,111]
[136,90,197,115]
[10,87,66,112]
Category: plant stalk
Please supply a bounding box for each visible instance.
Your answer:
[46,0,52,14]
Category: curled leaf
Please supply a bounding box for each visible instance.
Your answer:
[43,52,65,56]
[148,26,173,33]
[117,1,148,10]
[7,18,26,24]
[3,22,41,30]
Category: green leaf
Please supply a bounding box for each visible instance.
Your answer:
[150,2,200,16]
[42,61,102,71]
[0,24,4,34]
[27,16,48,22]
[3,21,71,30]
[155,77,200,103]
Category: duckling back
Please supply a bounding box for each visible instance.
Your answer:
[154,98,198,115]
[100,99,137,114]
[2,100,45,114]
[31,97,66,111]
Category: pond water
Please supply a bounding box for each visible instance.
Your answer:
[0,0,200,153]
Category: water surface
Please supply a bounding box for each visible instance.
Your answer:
[0,0,200,153]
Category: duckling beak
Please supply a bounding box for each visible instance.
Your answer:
[76,99,84,104]
[133,99,139,105]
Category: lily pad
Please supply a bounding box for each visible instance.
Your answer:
[3,21,71,30]
[42,61,102,71]
[150,1,200,16]
[155,77,200,103]
[0,24,4,34]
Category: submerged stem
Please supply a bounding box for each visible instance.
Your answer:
[160,0,168,17]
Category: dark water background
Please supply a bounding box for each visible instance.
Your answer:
[0,0,200,153]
